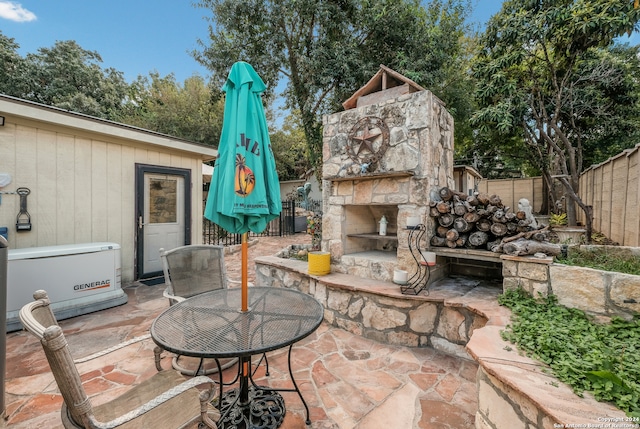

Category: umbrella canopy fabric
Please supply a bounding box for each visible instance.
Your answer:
[205,62,282,234]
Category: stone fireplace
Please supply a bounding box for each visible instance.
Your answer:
[321,66,455,282]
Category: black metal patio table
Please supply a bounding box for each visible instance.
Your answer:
[150,286,324,429]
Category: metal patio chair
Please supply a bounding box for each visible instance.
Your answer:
[159,244,240,376]
[19,290,218,429]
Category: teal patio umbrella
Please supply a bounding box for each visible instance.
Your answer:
[204,61,282,311]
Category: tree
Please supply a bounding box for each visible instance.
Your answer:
[194,0,471,174]
[121,73,224,146]
[269,111,310,181]
[0,32,29,97]
[23,40,129,120]
[472,0,640,241]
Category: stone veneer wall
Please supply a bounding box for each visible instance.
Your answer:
[321,90,455,279]
[255,255,488,359]
[501,247,640,319]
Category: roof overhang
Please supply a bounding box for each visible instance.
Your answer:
[0,94,217,161]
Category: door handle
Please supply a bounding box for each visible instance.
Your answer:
[138,215,144,230]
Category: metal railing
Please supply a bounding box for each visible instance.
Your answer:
[203,199,322,245]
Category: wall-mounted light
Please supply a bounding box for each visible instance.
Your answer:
[0,116,4,126]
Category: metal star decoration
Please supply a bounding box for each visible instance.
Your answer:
[346,116,390,168]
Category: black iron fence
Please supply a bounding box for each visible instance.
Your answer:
[203,199,321,245]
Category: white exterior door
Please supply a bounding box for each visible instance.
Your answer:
[136,165,191,279]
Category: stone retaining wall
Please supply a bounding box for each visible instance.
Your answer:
[255,255,495,360]
[501,251,640,319]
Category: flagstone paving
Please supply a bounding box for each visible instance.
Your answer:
[3,234,478,428]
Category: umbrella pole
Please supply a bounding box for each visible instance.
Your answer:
[241,232,248,312]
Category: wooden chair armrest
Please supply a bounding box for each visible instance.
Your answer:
[85,376,218,429]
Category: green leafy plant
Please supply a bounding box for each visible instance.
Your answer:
[556,247,640,276]
[549,212,568,226]
[498,288,640,416]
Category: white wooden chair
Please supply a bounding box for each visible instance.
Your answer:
[19,290,219,429]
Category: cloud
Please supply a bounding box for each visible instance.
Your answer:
[0,1,36,22]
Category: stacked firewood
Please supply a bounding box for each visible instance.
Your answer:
[429,187,558,255]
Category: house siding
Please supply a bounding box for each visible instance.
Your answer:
[0,97,215,282]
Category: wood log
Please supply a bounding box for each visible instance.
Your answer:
[488,194,502,207]
[468,231,489,247]
[506,222,518,234]
[456,234,468,247]
[463,211,481,223]
[430,207,441,218]
[476,218,492,232]
[476,193,491,206]
[531,231,548,241]
[502,226,550,243]
[491,210,507,223]
[453,200,468,216]
[504,212,516,222]
[515,210,527,220]
[438,213,454,227]
[518,218,532,227]
[476,209,489,218]
[502,239,561,256]
[445,229,459,241]
[436,226,449,237]
[446,239,458,248]
[438,187,468,202]
[430,236,447,247]
[439,187,454,201]
[436,201,451,214]
[490,222,508,236]
[453,217,474,233]
[487,240,503,253]
[466,195,479,206]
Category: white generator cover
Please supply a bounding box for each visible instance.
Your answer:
[7,242,126,331]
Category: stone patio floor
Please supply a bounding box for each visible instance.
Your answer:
[3,234,478,429]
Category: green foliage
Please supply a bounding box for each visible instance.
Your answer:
[471,0,640,227]
[23,40,129,120]
[269,111,311,181]
[194,0,472,173]
[549,213,568,226]
[556,247,640,275]
[120,73,224,146]
[499,288,640,416]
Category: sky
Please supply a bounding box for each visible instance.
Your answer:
[0,0,638,85]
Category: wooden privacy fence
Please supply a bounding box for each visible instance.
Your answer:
[478,143,640,246]
[578,143,640,247]
[477,177,545,215]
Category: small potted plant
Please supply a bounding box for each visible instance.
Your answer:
[306,214,330,275]
[549,212,584,243]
